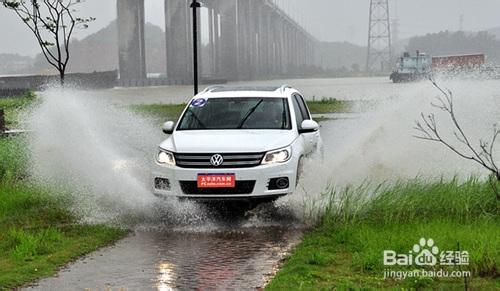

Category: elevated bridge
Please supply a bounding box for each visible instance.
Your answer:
[117,0,319,85]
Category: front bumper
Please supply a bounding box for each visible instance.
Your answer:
[152,157,297,200]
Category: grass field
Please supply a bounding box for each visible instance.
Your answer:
[131,98,355,122]
[0,97,128,288]
[267,179,500,290]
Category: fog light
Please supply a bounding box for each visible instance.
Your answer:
[276,177,289,189]
[155,178,171,190]
[268,177,289,190]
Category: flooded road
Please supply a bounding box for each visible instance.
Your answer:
[26,204,306,290]
[27,228,302,290]
[85,76,400,105]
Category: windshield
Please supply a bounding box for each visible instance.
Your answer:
[177,97,292,130]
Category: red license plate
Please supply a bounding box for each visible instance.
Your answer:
[197,174,236,188]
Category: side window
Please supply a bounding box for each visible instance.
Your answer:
[293,94,310,122]
[292,95,304,129]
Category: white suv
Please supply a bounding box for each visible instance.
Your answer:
[152,85,320,201]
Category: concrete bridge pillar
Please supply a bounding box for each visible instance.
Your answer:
[247,0,259,79]
[208,7,215,76]
[265,10,274,76]
[300,32,306,67]
[257,3,271,76]
[209,1,221,77]
[280,19,288,75]
[286,24,294,73]
[165,0,192,83]
[117,0,146,81]
[236,0,251,80]
[270,14,279,76]
[292,28,299,69]
[218,0,238,80]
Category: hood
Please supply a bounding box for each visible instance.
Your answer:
[159,130,296,153]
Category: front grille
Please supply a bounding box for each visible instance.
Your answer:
[180,181,256,195]
[174,152,265,168]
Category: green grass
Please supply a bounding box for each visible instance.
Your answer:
[267,179,500,290]
[0,91,36,128]
[131,103,188,121]
[307,98,355,114]
[0,134,127,288]
[131,98,356,122]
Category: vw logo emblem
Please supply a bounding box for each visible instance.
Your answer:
[210,154,224,166]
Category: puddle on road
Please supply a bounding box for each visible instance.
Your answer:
[27,204,305,290]
[27,230,303,290]
[152,227,301,290]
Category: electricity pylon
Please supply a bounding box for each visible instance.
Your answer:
[366,0,392,72]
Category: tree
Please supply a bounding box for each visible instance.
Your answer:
[406,31,500,65]
[2,0,95,85]
[415,79,500,199]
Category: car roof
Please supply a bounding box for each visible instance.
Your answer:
[193,85,298,99]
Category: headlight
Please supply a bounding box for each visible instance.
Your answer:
[262,146,292,165]
[157,149,176,166]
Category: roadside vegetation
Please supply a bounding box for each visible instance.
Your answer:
[0,91,36,128]
[131,98,356,122]
[0,96,127,289]
[267,178,499,290]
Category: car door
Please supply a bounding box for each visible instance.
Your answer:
[292,94,319,154]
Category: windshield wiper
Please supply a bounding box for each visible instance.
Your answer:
[237,99,264,129]
[187,108,207,129]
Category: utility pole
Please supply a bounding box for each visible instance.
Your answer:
[366,0,392,72]
[190,0,201,95]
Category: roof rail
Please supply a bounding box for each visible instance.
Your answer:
[279,84,292,94]
[202,85,225,93]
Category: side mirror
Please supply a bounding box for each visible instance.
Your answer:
[162,121,175,135]
[299,120,319,134]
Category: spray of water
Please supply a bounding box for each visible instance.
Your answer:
[323,78,499,183]
[27,87,210,228]
[26,78,500,227]
[281,77,500,220]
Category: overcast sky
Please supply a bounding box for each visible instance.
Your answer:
[1,0,499,56]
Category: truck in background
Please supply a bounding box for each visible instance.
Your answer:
[390,51,431,83]
[432,53,485,71]
[390,51,488,83]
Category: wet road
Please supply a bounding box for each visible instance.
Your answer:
[26,227,302,290]
[25,199,310,290]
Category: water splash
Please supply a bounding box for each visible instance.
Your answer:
[25,78,500,227]
[280,78,500,221]
[27,87,209,228]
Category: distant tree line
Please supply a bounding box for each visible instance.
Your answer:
[406,31,500,65]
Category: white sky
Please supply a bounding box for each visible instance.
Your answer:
[0,0,499,56]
